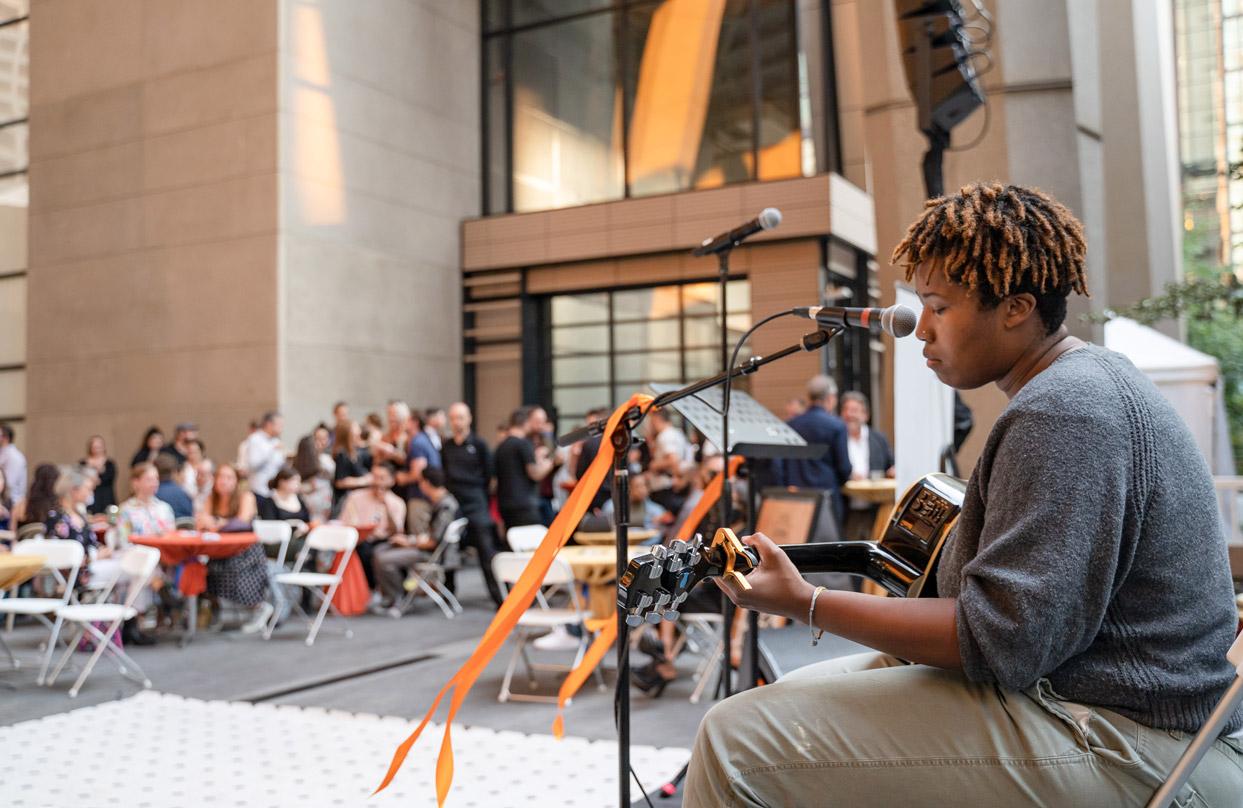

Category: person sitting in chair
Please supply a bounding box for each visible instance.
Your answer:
[685,183,1243,806]
[372,467,461,618]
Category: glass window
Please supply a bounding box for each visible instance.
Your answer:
[485,38,509,214]
[0,120,26,174]
[485,0,816,212]
[551,292,609,325]
[0,275,25,365]
[510,12,624,212]
[755,0,801,181]
[547,280,752,419]
[615,349,681,382]
[554,385,611,419]
[552,323,609,355]
[0,17,27,124]
[613,317,679,350]
[512,0,614,28]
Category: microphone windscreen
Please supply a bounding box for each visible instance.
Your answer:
[758,207,782,230]
[886,305,918,338]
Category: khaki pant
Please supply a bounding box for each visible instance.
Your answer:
[684,652,1243,807]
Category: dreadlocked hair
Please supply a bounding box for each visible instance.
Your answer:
[891,182,1089,334]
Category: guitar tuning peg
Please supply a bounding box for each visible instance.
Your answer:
[667,557,683,573]
[626,612,644,628]
[664,609,680,622]
[645,611,663,624]
[651,545,668,559]
[645,564,661,580]
[670,540,687,554]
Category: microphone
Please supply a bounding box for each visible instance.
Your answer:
[691,208,782,256]
[793,304,918,338]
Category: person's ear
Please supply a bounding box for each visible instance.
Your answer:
[1002,293,1038,330]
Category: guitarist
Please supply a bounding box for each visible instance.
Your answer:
[685,183,1243,806]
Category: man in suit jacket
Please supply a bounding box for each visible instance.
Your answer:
[777,375,853,540]
[839,391,896,540]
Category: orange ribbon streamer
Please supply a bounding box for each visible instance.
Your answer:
[551,454,744,735]
[374,394,653,805]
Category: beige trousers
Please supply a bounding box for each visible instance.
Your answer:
[684,652,1243,807]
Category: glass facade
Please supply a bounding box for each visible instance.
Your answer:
[1173,0,1242,271]
[545,280,750,423]
[482,0,835,214]
[0,1,28,206]
[0,1,27,430]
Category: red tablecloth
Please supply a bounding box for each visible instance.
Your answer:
[130,531,258,597]
[327,552,370,616]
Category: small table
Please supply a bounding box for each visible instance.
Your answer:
[0,554,45,590]
[557,545,645,620]
[130,531,259,643]
[843,478,898,540]
[573,529,658,547]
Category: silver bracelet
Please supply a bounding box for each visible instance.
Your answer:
[809,585,827,646]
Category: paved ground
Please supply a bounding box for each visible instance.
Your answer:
[0,567,866,804]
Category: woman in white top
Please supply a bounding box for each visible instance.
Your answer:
[119,463,176,537]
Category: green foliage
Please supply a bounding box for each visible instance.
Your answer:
[1083,224,1243,472]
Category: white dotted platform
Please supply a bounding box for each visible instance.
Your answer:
[0,691,689,807]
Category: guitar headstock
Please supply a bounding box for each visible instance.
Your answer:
[617,528,759,627]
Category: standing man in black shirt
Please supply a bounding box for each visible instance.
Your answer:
[441,402,503,607]
[494,406,553,532]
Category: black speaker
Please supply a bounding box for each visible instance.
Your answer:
[894,0,986,133]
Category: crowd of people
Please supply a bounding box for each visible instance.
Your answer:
[0,380,893,657]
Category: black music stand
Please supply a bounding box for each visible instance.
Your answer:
[648,384,827,693]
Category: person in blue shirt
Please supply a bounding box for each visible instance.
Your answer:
[777,374,852,539]
[398,410,443,534]
[154,453,194,520]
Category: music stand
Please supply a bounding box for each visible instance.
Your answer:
[648,384,826,694]
[755,487,823,544]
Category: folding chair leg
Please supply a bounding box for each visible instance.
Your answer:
[417,578,455,619]
[305,588,333,646]
[519,638,538,687]
[68,620,120,698]
[37,615,66,685]
[498,638,522,703]
[0,633,17,670]
[690,639,724,705]
[46,625,85,687]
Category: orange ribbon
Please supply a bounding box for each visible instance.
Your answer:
[374,394,653,805]
[551,454,744,736]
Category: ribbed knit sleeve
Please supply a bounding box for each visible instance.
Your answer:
[954,403,1134,691]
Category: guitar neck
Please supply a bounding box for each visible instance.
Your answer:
[778,541,876,576]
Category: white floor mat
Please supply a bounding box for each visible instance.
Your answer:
[0,691,689,807]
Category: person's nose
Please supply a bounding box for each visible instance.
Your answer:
[915,307,933,342]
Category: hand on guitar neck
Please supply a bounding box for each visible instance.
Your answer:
[617,474,970,670]
[712,532,817,623]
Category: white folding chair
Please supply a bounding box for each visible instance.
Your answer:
[1147,631,1243,807]
[0,539,84,677]
[254,519,295,625]
[45,544,160,697]
[678,612,726,704]
[506,524,547,552]
[264,524,357,646]
[396,517,467,619]
[5,524,47,633]
[492,551,604,704]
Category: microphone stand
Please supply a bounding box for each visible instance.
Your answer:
[558,325,840,808]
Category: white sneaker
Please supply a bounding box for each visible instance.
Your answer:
[386,606,405,619]
[532,626,581,651]
[241,601,274,634]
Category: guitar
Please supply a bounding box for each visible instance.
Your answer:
[618,473,966,626]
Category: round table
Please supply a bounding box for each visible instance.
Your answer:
[130,531,259,595]
[573,528,658,547]
[0,554,45,590]
[557,545,645,620]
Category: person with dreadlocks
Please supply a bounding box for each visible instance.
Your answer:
[683,183,1243,806]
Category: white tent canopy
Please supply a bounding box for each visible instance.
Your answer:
[1103,317,1233,474]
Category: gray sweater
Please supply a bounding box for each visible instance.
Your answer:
[937,344,1241,734]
